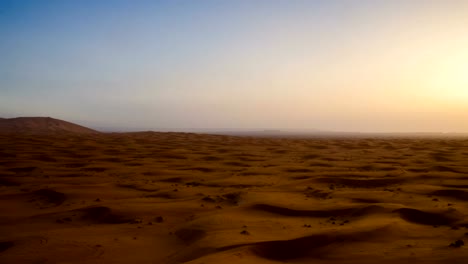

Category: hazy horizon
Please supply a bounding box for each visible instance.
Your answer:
[2,0,468,133]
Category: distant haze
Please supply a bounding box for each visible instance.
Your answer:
[1,0,468,133]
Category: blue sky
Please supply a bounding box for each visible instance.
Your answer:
[1,0,468,132]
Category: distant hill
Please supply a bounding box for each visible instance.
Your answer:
[0,117,99,135]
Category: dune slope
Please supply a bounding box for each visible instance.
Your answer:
[0,117,99,135]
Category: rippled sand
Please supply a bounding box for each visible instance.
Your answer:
[1,133,468,263]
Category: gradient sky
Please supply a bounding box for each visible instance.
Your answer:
[1,0,468,132]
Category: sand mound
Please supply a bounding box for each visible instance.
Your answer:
[74,206,132,224]
[251,227,394,261]
[430,189,468,201]
[27,206,133,225]
[351,198,381,203]
[202,192,243,205]
[146,191,178,199]
[430,165,461,173]
[394,208,461,226]
[316,177,404,188]
[175,228,207,245]
[251,233,341,260]
[31,189,66,207]
[170,226,400,263]
[251,204,386,218]
[351,205,388,217]
[0,117,99,135]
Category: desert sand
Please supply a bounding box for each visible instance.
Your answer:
[0,117,98,135]
[1,130,468,263]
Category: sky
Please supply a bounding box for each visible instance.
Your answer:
[1,0,468,133]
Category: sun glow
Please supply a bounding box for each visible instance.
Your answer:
[424,52,468,101]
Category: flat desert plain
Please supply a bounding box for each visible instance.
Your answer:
[1,132,468,263]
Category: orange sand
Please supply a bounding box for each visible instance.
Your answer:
[1,132,468,263]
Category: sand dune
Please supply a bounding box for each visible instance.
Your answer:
[1,131,468,263]
[0,117,99,135]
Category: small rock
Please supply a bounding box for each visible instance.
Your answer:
[95,198,101,202]
[240,230,250,235]
[155,216,164,223]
